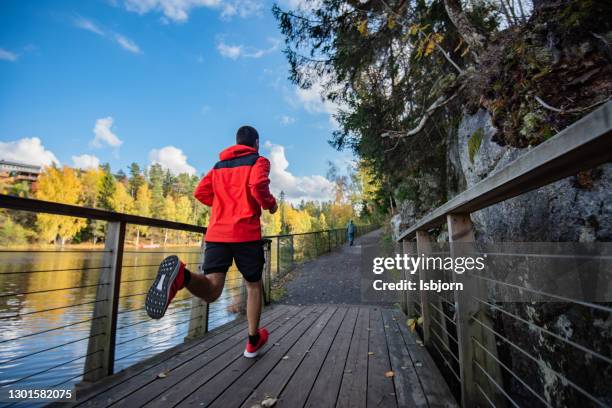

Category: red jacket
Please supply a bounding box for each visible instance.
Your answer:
[194,144,277,242]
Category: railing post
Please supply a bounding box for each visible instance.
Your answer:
[290,235,295,269]
[448,213,503,408]
[262,239,272,305]
[186,239,209,339]
[401,239,414,317]
[276,236,281,277]
[327,230,331,252]
[415,230,433,348]
[82,221,125,383]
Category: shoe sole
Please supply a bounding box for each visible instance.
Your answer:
[146,255,181,319]
[243,349,259,358]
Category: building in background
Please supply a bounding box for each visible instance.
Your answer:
[0,160,42,184]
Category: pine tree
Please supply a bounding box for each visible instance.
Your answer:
[128,162,145,198]
[98,164,116,211]
[149,164,165,219]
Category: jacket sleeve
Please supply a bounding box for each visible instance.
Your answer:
[193,169,214,207]
[248,157,277,210]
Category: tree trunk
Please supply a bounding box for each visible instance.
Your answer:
[443,0,486,54]
[135,228,140,247]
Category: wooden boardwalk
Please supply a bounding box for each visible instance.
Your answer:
[63,304,456,408]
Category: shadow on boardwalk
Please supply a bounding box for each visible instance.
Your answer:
[280,229,383,305]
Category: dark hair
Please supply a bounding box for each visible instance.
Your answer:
[236,125,259,147]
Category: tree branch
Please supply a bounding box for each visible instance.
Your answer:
[379,0,464,74]
[381,86,462,139]
[443,0,486,54]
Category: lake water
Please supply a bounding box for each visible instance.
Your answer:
[0,247,246,394]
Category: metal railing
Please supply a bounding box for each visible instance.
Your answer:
[396,101,612,407]
[0,193,374,397]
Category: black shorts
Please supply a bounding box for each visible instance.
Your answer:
[202,240,265,282]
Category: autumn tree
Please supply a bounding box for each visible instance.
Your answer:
[133,184,152,246]
[36,166,86,245]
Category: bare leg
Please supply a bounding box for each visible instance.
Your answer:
[246,280,262,336]
[185,272,225,303]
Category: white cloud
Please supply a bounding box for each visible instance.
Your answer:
[265,141,334,202]
[123,0,262,22]
[74,16,142,54]
[280,115,296,126]
[72,154,100,169]
[91,117,124,148]
[0,48,18,62]
[217,42,242,59]
[149,146,196,175]
[114,34,142,54]
[74,17,105,35]
[0,137,59,167]
[292,78,345,128]
[217,38,280,60]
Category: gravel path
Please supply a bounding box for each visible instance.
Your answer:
[280,229,382,305]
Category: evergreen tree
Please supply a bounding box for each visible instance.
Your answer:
[149,164,165,218]
[128,162,145,198]
[98,164,117,211]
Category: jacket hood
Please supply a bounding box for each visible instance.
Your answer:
[219,144,258,161]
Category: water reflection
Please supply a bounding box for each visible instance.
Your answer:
[0,248,243,392]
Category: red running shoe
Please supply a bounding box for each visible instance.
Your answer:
[146,255,185,319]
[243,328,269,358]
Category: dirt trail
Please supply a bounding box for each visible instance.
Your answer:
[280,229,382,305]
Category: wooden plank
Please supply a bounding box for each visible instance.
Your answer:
[69,306,289,407]
[239,306,339,408]
[336,307,369,408]
[184,305,334,408]
[206,306,331,408]
[76,305,294,408]
[381,309,428,408]
[277,307,349,406]
[304,307,359,408]
[398,101,612,241]
[366,308,397,408]
[393,309,458,408]
[123,305,309,408]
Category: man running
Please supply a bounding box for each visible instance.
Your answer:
[145,125,278,358]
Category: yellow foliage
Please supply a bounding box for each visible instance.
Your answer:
[357,19,368,36]
[110,182,134,214]
[35,166,86,244]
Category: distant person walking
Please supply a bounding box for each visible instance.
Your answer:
[347,219,355,246]
[145,126,278,358]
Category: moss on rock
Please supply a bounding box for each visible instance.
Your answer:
[468,127,484,163]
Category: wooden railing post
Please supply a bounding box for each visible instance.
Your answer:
[401,239,414,317]
[262,239,272,305]
[448,213,504,408]
[186,239,209,339]
[415,230,433,348]
[327,230,331,252]
[82,221,125,383]
[289,235,295,269]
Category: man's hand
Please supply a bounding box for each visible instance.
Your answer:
[269,203,278,214]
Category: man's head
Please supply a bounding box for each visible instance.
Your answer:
[236,125,260,150]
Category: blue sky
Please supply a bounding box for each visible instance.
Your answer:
[0,0,351,202]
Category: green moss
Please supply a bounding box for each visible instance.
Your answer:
[468,128,484,164]
[520,111,544,141]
